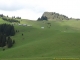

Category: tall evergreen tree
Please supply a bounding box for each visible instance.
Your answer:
[7,36,13,48]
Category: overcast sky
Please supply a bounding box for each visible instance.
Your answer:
[0,0,80,20]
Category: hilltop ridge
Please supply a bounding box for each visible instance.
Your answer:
[38,12,69,21]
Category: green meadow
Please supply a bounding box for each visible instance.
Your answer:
[0,19,80,60]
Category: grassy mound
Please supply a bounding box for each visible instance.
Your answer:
[0,19,80,60]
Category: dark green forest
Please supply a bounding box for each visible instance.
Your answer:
[0,24,15,48]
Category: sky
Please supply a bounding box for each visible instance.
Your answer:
[0,0,80,20]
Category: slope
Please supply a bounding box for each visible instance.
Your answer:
[0,19,80,60]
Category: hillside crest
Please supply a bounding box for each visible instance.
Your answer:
[39,12,69,21]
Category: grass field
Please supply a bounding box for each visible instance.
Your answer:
[0,19,80,60]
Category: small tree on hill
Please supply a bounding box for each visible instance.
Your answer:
[13,40,15,44]
[7,36,13,48]
[22,33,23,36]
[7,15,8,17]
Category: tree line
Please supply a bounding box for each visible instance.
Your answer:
[0,14,21,19]
[0,24,15,48]
[2,17,20,23]
[37,16,48,21]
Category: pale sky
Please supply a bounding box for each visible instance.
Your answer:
[0,0,80,20]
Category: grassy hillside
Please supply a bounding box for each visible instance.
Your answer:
[0,18,80,60]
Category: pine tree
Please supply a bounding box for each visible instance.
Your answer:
[7,36,13,48]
